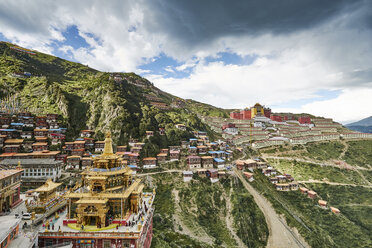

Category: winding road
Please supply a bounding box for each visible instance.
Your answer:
[234,168,309,248]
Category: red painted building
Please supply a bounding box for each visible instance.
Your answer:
[264,108,271,118]
[241,109,251,119]
[229,111,241,119]
[270,115,283,122]
[230,104,271,120]
[298,116,311,124]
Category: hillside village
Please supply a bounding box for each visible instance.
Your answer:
[203,103,372,147]
[0,42,371,248]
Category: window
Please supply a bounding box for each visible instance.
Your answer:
[122,240,130,248]
[103,240,111,248]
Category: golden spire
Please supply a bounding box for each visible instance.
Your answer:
[16,161,22,170]
[102,131,114,155]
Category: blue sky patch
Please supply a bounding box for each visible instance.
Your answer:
[205,52,257,66]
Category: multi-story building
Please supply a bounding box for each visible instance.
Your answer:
[201,156,213,168]
[142,157,157,169]
[32,142,49,151]
[187,155,201,169]
[0,159,62,188]
[0,168,23,213]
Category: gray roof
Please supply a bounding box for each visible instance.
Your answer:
[0,159,62,166]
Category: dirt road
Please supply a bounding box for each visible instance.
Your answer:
[263,155,371,171]
[299,179,372,188]
[234,168,309,248]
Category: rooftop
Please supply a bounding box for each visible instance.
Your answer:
[4,139,24,144]
[0,158,62,166]
[0,215,21,244]
[0,169,23,179]
[35,179,62,192]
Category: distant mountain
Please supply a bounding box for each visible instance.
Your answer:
[347,116,372,126]
[346,116,372,133]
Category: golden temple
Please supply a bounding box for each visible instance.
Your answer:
[64,132,145,227]
[25,179,64,214]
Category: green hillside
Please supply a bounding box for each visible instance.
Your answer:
[0,42,220,150]
[250,139,372,248]
[151,173,268,248]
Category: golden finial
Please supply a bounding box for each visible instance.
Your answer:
[16,161,22,170]
[102,131,114,156]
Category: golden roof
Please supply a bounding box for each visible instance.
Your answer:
[4,139,24,144]
[134,184,144,194]
[86,176,107,180]
[65,179,142,199]
[34,179,62,192]
[75,198,108,204]
[0,169,23,179]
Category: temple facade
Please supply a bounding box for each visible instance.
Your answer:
[230,103,271,120]
[38,132,155,248]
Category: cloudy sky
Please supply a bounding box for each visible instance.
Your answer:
[1,0,371,123]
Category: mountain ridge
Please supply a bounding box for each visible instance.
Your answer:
[346,116,372,127]
[345,116,372,133]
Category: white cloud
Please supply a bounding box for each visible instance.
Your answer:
[164,66,174,73]
[58,45,73,54]
[275,89,372,123]
[0,0,371,122]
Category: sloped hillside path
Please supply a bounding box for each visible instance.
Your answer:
[299,179,372,188]
[263,155,371,171]
[233,168,310,248]
[224,188,248,248]
[172,189,215,245]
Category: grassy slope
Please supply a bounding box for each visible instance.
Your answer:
[268,159,366,185]
[185,99,230,118]
[250,171,372,248]
[252,139,372,248]
[306,184,372,234]
[151,173,268,248]
[343,140,372,168]
[261,140,372,169]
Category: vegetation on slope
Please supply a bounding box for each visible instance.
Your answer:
[342,140,372,169]
[307,184,372,234]
[260,140,372,170]
[151,173,268,248]
[250,171,372,248]
[303,141,345,161]
[268,159,366,185]
[231,179,268,247]
[151,174,212,248]
[185,99,230,118]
